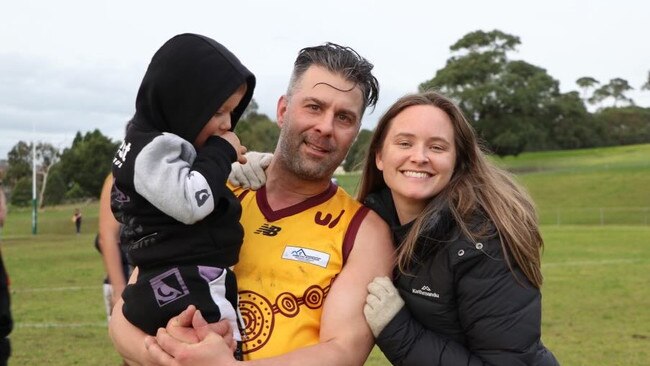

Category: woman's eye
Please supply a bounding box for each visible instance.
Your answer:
[431,145,445,151]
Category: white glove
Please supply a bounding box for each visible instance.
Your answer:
[228,151,273,190]
[364,276,404,338]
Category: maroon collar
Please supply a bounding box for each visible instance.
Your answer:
[256,182,338,222]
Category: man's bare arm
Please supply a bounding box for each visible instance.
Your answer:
[300,209,394,366]
[109,268,146,365]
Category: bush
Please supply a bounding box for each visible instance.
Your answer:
[64,183,87,201]
[11,177,33,207]
[43,170,66,206]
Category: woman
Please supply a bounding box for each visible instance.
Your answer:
[359,92,559,365]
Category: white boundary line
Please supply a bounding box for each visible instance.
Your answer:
[16,322,107,328]
[13,286,96,293]
[543,259,641,267]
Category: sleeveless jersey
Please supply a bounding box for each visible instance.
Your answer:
[233,183,369,360]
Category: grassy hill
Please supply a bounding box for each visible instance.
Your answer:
[497,144,650,223]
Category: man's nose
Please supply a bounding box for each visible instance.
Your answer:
[314,112,334,135]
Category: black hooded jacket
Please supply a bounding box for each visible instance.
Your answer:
[111,33,255,270]
[365,188,559,366]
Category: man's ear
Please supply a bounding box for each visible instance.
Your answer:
[276,95,288,128]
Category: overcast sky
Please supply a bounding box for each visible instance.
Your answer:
[1,0,648,159]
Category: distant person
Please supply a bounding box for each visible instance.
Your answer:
[0,184,12,366]
[71,208,82,234]
[96,173,131,365]
[96,174,130,321]
[109,32,255,355]
[359,92,559,365]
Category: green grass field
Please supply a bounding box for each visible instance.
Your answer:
[2,143,649,365]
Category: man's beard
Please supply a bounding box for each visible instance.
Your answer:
[277,125,341,181]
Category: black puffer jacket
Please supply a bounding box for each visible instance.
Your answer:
[365,188,559,366]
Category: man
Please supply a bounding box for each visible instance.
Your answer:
[0,184,12,366]
[110,42,394,365]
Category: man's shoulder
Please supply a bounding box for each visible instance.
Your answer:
[331,185,363,207]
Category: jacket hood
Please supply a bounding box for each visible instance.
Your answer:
[132,33,255,143]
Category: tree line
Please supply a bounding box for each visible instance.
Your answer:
[1,106,279,207]
[347,29,650,170]
[2,29,649,205]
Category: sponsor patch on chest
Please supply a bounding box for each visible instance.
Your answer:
[282,246,330,268]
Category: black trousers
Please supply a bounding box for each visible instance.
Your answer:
[122,265,240,336]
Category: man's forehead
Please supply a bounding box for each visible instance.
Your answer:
[302,65,355,90]
[296,66,364,110]
[311,81,357,94]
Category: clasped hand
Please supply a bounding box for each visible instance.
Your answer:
[143,305,239,366]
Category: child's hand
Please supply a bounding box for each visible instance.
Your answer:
[219,131,248,164]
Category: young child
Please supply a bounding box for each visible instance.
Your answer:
[110,33,255,344]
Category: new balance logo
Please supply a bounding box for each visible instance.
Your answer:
[412,285,439,299]
[254,223,282,236]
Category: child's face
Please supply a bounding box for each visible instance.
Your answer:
[194,84,247,148]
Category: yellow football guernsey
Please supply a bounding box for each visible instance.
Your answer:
[232,183,369,360]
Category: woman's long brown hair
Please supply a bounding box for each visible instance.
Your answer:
[357,92,544,287]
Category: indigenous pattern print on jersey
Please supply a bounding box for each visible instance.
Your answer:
[232,183,368,360]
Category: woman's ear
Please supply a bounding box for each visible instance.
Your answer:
[375,150,384,171]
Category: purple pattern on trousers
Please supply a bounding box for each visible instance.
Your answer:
[149,267,189,307]
[198,265,224,282]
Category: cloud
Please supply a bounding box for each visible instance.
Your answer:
[0,53,139,157]
[1,0,649,159]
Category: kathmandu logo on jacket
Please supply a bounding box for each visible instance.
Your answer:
[195,189,210,207]
[412,285,440,299]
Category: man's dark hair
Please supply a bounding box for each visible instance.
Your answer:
[287,42,379,114]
